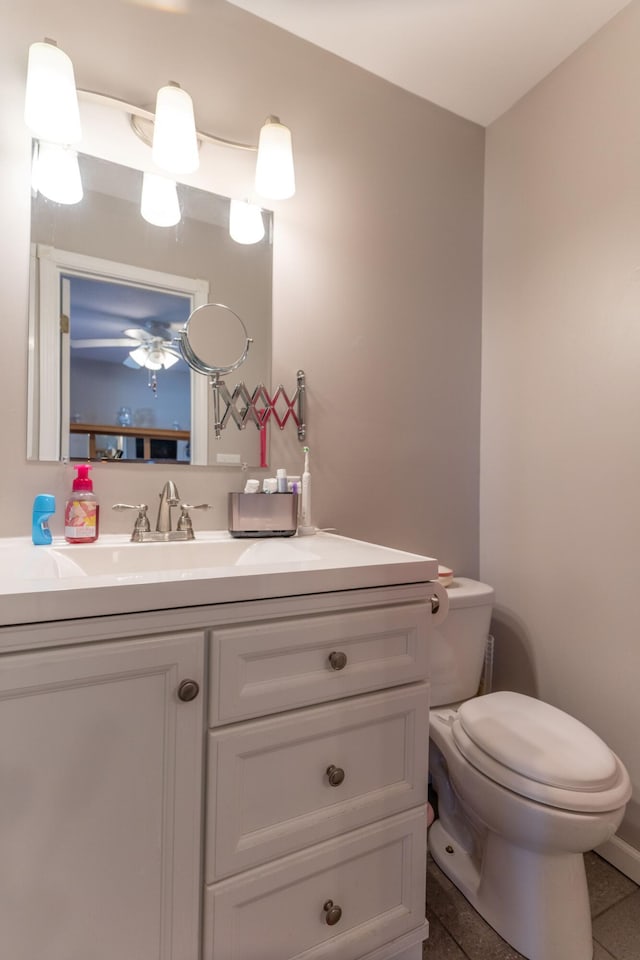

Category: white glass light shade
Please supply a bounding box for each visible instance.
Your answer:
[128,345,151,368]
[229,199,265,244]
[129,344,180,370]
[152,83,199,175]
[162,350,180,370]
[129,345,162,370]
[255,116,295,200]
[25,40,81,144]
[33,142,83,204]
[146,348,166,370]
[159,350,180,369]
[140,172,181,227]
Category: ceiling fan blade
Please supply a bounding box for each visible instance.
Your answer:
[71,338,135,348]
[123,328,151,342]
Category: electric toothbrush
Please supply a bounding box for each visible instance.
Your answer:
[298,446,315,535]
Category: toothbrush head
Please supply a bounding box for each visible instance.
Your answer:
[303,446,310,454]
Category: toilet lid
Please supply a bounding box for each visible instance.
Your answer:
[454,692,623,802]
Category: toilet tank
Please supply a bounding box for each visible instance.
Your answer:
[430,577,495,707]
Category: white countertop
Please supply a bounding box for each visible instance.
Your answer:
[0,531,438,626]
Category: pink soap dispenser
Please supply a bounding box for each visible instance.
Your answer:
[64,464,100,543]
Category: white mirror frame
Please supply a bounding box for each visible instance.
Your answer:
[28,244,209,464]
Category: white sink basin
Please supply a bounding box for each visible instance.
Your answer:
[0,539,64,581]
[47,534,321,577]
[49,537,250,577]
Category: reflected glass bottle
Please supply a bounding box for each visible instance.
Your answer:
[116,406,132,427]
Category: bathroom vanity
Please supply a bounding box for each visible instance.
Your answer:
[0,532,440,960]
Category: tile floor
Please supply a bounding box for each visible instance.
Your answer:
[423,850,640,959]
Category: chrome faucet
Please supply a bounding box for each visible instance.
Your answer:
[113,481,211,541]
[156,480,181,533]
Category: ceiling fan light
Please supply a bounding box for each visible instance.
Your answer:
[140,172,181,227]
[229,199,265,244]
[146,347,165,369]
[152,82,199,175]
[161,351,180,369]
[128,344,149,367]
[25,39,82,144]
[33,142,83,204]
[255,116,295,200]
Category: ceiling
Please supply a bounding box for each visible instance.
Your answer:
[226,0,632,126]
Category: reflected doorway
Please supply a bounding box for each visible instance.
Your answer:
[66,275,192,462]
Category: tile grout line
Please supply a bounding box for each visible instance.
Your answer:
[590,885,640,920]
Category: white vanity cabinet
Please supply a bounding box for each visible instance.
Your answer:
[0,577,434,960]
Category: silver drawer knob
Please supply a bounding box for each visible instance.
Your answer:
[177,679,200,702]
[328,650,347,671]
[323,900,343,926]
[326,765,345,787]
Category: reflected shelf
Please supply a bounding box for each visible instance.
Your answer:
[70,422,190,462]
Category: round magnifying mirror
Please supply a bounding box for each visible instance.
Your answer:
[178,302,252,376]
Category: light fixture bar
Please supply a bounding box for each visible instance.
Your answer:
[77,89,259,152]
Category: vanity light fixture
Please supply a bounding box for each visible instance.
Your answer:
[31,141,83,205]
[140,172,181,227]
[24,39,81,145]
[151,82,199,176]
[255,116,295,200]
[229,198,266,244]
[24,38,296,230]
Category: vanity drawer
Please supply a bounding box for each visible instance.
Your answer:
[208,602,429,725]
[203,808,426,960]
[206,683,429,881]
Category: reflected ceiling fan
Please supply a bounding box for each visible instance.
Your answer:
[71,320,183,370]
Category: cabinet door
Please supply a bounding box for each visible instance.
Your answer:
[0,631,204,960]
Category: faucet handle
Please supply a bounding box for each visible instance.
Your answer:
[176,503,212,538]
[112,503,151,540]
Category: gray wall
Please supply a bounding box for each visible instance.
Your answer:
[1,0,484,574]
[482,1,640,859]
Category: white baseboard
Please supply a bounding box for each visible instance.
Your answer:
[596,835,640,885]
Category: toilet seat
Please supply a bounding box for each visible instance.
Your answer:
[451,692,630,813]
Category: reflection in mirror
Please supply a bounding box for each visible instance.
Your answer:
[68,276,192,463]
[28,151,273,467]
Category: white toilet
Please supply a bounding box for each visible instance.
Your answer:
[428,577,631,960]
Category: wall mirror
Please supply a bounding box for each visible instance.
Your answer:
[28,151,273,467]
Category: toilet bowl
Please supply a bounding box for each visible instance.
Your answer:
[428,578,631,960]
